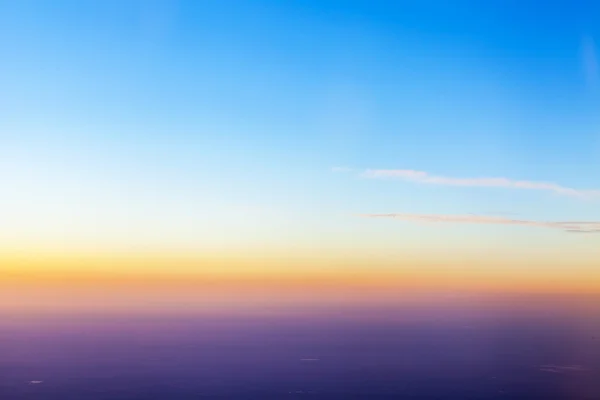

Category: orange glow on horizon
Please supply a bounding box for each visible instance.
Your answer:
[2,252,600,307]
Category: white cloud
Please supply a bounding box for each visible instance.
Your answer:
[361,169,600,200]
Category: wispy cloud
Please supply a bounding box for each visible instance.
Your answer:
[361,169,600,200]
[360,213,600,234]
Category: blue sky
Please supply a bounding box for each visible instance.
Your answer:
[1,0,599,256]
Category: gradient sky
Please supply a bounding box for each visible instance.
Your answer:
[1,1,599,292]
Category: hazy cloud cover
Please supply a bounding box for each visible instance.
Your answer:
[331,166,354,173]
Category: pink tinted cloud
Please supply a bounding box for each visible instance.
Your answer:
[362,169,600,200]
[361,213,600,233]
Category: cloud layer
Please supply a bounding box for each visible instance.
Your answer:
[361,213,600,234]
[361,169,600,200]
[540,364,587,374]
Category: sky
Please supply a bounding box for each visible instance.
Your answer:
[1,0,599,300]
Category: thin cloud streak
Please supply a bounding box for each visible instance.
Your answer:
[582,36,599,88]
[361,213,600,233]
[362,169,600,200]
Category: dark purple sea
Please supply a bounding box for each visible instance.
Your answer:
[1,298,599,399]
